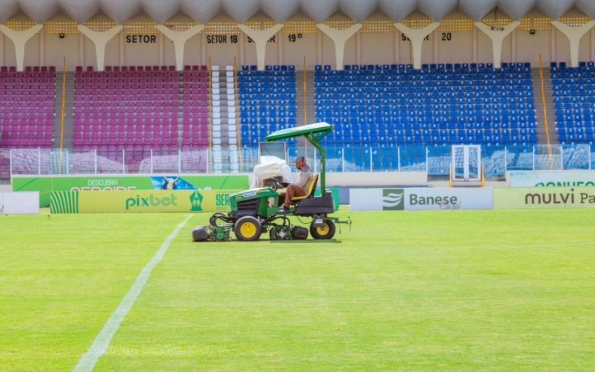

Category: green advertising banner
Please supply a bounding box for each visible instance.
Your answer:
[14,175,249,207]
[494,187,595,209]
[50,190,243,214]
[49,187,340,214]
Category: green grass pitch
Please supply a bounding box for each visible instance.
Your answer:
[1,208,594,371]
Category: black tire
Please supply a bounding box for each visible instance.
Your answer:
[310,219,336,240]
[234,216,263,241]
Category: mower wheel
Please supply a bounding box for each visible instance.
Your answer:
[234,216,262,241]
[310,219,336,240]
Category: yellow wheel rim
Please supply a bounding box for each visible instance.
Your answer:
[240,222,256,238]
[316,224,329,236]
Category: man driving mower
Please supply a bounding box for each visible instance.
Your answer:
[278,156,314,212]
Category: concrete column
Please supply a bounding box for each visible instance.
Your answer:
[0,24,43,71]
[238,31,244,66]
[551,20,595,67]
[394,31,400,64]
[77,25,123,71]
[159,32,164,66]
[79,33,85,66]
[119,31,124,66]
[317,31,322,66]
[317,24,362,70]
[0,33,4,66]
[202,32,207,66]
[394,23,440,69]
[551,27,556,63]
[433,29,438,64]
[238,24,284,71]
[156,25,205,71]
[472,26,477,63]
[356,31,361,65]
[39,31,44,66]
[474,21,520,69]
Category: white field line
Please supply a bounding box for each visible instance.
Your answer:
[73,214,193,372]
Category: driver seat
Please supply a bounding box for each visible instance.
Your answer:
[291,174,318,204]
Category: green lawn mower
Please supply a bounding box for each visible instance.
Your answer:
[192,122,351,242]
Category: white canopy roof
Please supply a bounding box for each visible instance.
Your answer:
[0,0,593,25]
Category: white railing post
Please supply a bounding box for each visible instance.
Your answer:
[38,147,41,175]
[150,150,154,174]
[342,148,345,172]
[560,145,564,170]
[178,149,182,174]
[94,150,98,174]
[397,146,401,172]
[122,150,125,174]
[207,148,211,173]
[9,149,13,178]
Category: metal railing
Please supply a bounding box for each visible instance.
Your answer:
[1,144,593,180]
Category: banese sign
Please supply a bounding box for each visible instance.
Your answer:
[509,171,595,188]
[350,188,493,211]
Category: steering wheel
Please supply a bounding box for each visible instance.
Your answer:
[273,179,286,190]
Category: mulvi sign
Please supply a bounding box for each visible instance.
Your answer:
[510,171,595,188]
[494,187,595,209]
[350,188,493,211]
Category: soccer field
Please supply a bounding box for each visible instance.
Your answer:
[1,208,594,371]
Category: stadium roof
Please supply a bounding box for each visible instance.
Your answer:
[0,0,594,25]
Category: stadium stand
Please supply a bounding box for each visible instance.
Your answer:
[0,66,56,148]
[238,65,298,149]
[0,61,588,176]
[0,66,56,178]
[181,65,210,150]
[72,65,209,171]
[314,63,538,171]
[551,61,595,145]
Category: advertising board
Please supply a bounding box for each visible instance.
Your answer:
[509,171,595,188]
[0,192,40,214]
[494,187,595,209]
[50,190,242,214]
[350,188,493,211]
[13,175,249,207]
